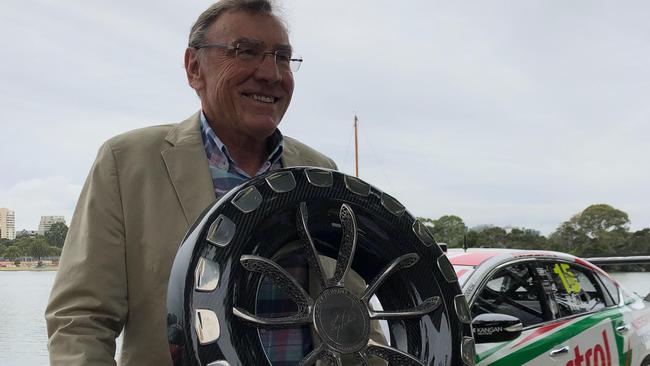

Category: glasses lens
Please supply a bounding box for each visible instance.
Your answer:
[235,42,260,60]
[290,55,302,72]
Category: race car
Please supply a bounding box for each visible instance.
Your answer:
[447,248,650,366]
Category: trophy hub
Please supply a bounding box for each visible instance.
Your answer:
[313,287,370,354]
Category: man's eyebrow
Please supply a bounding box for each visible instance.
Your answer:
[274,43,292,51]
[233,37,292,51]
[233,37,262,45]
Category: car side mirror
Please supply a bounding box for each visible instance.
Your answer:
[472,313,523,344]
[645,292,650,302]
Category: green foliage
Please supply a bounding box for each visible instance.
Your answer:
[504,228,548,249]
[3,245,23,260]
[476,226,508,247]
[622,229,650,256]
[423,204,646,272]
[45,222,68,248]
[464,226,547,249]
[574,204,629,238]
[0,238,12,256]
[3,236,60,261]
[26,238,51,261]
[430,215,467,247]
[550,204,631,257]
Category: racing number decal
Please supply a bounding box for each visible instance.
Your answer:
[553,263,581,294]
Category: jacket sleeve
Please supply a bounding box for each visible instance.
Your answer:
[45,142,128,366]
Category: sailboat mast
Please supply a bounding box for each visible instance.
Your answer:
[354,115,359,177]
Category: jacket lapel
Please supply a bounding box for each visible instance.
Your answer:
[161,113,216,225]
[282,137,314,167]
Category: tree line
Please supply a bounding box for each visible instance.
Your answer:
[2,205,648,270]
[419,204,650,271]
[0,222,68,266]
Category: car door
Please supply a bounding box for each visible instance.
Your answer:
[470,261,559,366]
[522,260,622,366]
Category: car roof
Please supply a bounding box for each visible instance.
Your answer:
[448,248,579,267]
[446,247,614,283]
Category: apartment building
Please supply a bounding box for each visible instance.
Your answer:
[38,215,66,235]
[0,208,16,240]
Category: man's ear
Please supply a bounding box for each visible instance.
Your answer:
[184,48,204,91]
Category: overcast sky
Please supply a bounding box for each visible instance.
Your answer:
[1,0,649,235]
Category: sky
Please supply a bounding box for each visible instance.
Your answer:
[1,0,649,235]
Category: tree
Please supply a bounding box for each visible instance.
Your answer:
[0,238,12,255]
[574,204,629,239]
[45,222,68,248]
[620,229,650,256]
[504,228,548,249]
[550,204,630,256]
[7,236,60,262]
[476,226,508,247]
[3,245,23,260]
[26,237,51,262]
[431,215,467,247]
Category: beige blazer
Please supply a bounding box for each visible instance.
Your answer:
[45,113,344,365]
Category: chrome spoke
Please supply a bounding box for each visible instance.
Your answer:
[296,202,327,288]
[240,255,313,310]
[369,296,441,320]
[365,340,426,366]
[353,352,370,365]
[232,307,311,329]
[298,345,327,366]
[361,253,420,302]
[325,353,343,366]
[331,203,358,287]
[297,345,343,366]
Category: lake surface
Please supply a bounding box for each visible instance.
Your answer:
[1,270,649,365]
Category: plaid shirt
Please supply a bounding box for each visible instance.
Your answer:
[200,113,311,364]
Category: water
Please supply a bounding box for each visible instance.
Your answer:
[0,271,54,366]
[1,271,649,365]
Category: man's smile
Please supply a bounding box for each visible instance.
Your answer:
[242,92,279,104]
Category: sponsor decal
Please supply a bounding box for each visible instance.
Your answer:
[553,263,581,294]
[475,326,503,336]
[479,316,621,366]
[564,330,611,366]
[632,313,650,330]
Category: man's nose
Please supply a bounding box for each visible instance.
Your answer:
[254,53,282,83]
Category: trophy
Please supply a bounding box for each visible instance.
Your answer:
[167,167,475,365]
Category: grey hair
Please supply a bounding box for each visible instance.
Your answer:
[188,0,283,48]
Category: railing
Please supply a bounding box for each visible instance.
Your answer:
[584,256,650,265]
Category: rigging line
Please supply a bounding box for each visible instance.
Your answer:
[358,119,396,195]
[342,116,354,175]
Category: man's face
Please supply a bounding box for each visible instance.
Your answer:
[190,11,295,142]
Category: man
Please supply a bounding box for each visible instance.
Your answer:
[45,1,341,365]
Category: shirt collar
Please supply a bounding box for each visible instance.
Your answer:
[199,111,284,172]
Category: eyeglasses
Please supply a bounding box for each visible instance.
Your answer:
[195,42,303,72]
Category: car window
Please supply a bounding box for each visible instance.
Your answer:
[597,273,620,305]
[471,263,545,327]
[538,261,607,318]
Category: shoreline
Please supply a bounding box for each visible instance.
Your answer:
[0,261,58,272]
[0,266,58,272]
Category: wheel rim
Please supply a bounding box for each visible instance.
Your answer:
[167,167,474,366]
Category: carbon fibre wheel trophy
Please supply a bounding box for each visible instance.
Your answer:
[167,167,475,366]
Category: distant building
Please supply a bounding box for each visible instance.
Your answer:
[16,229,39,238]
[0,208,16,240]
[38,215,66,235]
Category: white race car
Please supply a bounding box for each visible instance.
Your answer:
[447,248,650,366]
